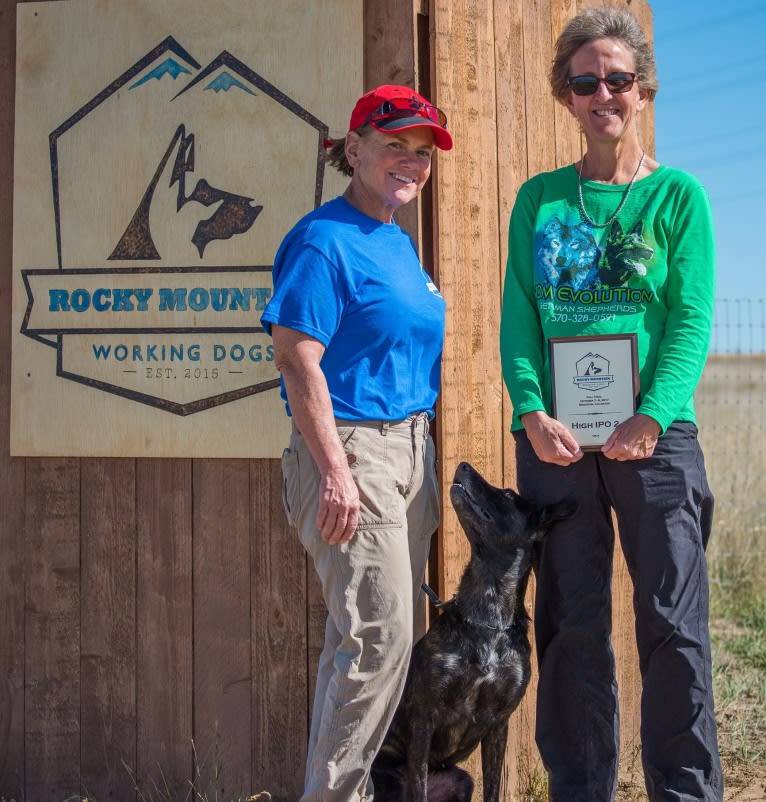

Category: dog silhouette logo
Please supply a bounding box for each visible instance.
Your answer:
[573,352,614,392]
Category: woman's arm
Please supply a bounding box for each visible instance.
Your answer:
[501,179,582,465]
[271,324,360,544]
[603,179,714,461]
[637,180,715,431]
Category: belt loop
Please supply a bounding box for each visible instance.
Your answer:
[415,411,424,435]
[380,420,389,436]
[411,412,427,439]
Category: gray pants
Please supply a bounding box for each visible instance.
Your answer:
[281,414,439,802]
[515,422,723,802]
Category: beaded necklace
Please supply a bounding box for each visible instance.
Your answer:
[577,148,645,228]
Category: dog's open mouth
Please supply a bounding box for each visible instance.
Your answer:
[451,481,492,522]
[451,480,469,500]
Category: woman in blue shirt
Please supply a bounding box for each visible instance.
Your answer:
[261,84,452,802]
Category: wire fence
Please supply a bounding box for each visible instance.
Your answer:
[708,298,766,355]
[697,298,766,588]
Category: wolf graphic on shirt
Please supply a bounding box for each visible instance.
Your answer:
[538,216,654,291]
[537,217,599,291]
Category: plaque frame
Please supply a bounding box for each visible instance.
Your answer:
[549,333,639,451]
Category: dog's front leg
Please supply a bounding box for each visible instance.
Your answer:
[404,716,434,802]
[480,720,509,802]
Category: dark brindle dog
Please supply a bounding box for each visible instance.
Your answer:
[371,461,575,802]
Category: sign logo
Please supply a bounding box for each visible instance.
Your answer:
[20,37,329,416]
[572,351,615,392]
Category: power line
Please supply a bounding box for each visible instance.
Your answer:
[659,53,766,91]
[658,124,763,153]
[659,74,765,105]
[660,4,766,40]
[661,146,764,169]
[710,188,766,206]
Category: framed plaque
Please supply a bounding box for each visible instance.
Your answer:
[549,334,639,450]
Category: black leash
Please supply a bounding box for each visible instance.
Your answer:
[421,581,445,608]
[421,582,511,631]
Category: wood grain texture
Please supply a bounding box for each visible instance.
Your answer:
[552,0,583,169]
[432,0,504,602]
[251,459,308,801]
[193,459,253,799]
[136,459,193,795]
[495,0,527,493]
[522,0,558,178]
[0,1,25,796]
[80,458,138,802]
[430,0,505,784]
[24,459,81,802]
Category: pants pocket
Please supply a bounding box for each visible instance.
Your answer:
[337,424,400,529]
[281,447,301,527]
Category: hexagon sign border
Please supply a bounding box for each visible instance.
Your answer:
[20,36,329,416]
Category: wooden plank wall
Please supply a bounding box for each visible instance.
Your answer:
[0,2,411,800]
[0,0,653,800]
[1,2,27,797]
[431,0,652,795]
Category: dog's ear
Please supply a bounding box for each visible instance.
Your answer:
[535,500,577,536]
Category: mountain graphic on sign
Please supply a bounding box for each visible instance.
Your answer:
[129,57,192,89]
[172,51,268,102]
[204,71,257,96]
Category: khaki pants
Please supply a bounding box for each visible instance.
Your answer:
[281,414,440,802]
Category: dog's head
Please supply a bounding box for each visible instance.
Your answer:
[449,461,575,558]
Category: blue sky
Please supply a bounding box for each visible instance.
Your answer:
[652,1,766,301]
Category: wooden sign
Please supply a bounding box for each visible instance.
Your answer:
[12,0,359,457]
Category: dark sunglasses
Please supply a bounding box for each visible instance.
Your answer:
[568,72,637,96]
[365,98,448,128]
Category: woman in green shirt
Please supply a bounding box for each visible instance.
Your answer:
[500,7,722,801]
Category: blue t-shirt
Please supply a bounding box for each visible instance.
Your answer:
[261,196,446,420]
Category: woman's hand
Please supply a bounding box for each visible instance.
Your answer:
[272,325,361,544]
[521,410,584,466]
[316,463,360,545]
[601,413,661,461]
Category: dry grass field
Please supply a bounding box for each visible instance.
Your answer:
[697,354,766,592]
[694,353,766,802]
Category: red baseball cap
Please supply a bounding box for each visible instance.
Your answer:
[347,84,453,151]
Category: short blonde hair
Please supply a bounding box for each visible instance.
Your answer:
[550,5,658,102]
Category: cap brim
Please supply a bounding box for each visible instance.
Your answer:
[371,116,453,151]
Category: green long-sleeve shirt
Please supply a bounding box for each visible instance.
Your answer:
[500,164,715,433]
